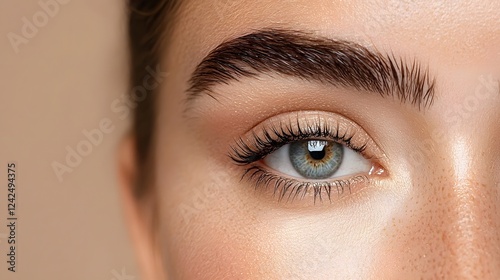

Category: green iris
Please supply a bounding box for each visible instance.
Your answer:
[289,140,344,179]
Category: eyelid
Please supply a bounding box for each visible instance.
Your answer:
[230,111,386,166]
[243,166,371,203]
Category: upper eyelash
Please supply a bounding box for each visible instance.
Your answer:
[229,119,368,165]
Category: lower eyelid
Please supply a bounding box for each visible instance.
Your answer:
[241,165,371,204]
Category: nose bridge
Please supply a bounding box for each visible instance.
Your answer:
[402,137,500,278]
[440,136,500,276]
[439,178,500,276]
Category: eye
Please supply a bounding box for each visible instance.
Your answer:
[229,111,385,203]
[263,140,371,180]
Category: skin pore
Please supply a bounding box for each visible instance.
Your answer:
[120,0,500,279]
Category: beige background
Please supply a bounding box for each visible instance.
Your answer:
[0,0,139,279]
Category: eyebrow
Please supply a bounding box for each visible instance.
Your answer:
[187,29,436,109]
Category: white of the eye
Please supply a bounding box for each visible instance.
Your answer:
[263,143,371,180]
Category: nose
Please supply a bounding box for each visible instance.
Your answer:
[382,152,500,278]
[427,178,500,278]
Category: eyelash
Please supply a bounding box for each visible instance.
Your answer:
[229,119,371,203]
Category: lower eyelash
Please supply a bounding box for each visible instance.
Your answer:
[242,166,369,203]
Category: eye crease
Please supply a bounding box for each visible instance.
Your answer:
[229,111,384,203]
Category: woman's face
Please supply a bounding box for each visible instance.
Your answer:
[129,0,500,278]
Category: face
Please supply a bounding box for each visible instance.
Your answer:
[123,0,500,279]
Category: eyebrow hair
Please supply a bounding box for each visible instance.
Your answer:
[187,29,436,109]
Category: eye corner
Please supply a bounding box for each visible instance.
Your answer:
[369,163,389,179]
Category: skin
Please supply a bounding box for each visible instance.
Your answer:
[119,0,500,279]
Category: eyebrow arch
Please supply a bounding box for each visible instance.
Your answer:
[187,28,436,109]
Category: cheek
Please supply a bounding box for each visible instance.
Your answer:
[157,173,274,279]
[373,178,500,278]
[271,190,405,279]
[169,226,268,279]
[156,138,405,279]
[154,133,271,278]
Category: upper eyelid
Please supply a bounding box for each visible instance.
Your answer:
[229,111,385,165]
[230,123,366,164]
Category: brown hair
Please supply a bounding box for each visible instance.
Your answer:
[127,0,179,198]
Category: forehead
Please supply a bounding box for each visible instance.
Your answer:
[171,0,499,68]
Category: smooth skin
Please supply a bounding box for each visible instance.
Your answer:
[119,0,500,279]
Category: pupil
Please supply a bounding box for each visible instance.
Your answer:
[308,141,327,160]
[309,149,325,160]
